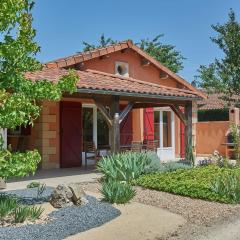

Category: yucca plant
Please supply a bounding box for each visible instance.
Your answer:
[101,180,136,204]
[0,194,19,220]
[211,172,240,203]
[14,206,31,223]
[28,206,44,220]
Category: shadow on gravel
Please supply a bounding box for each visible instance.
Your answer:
[0,190,121,240]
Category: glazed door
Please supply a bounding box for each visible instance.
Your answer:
[60,102,82,168]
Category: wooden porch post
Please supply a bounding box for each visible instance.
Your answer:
[185,102,192,152]
[93,96,134,154]
[110,96,120,154]
[185,101,197,163]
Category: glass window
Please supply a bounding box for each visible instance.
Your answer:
[97,110,109,148]
[154,111,160,144]
[83,108,93,142]
[163,111,172,147]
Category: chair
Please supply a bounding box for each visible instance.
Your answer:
[145,140,159,152]
[131,141,142,152]
[83,141,101,168]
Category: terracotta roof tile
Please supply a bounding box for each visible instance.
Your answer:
[43,40,205,99]
[25,68,201,100]
[198,92,239,110]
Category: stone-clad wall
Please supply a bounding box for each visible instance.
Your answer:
[35,101,60,169]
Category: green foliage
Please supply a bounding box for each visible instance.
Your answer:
[197,9,240,103]
[211,172,240,203]
[0,0,78,179]
[82,34,185,73]
[14,205,30,223]
[136,166,240,203]
[98,152,149,204]
[97,152,150,183]
[138,35,185,73]
[0,194,44,224]
[101,180,136,204]
[230,124,240,164]
[27,205,44,221]
[198,109,229,122]
[0,149,41,179]
[82,34,117,51]
[0,194,18,219]
[27,181,41,188]
[143,152,192,174]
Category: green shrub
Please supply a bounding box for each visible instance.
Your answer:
[0,194,18,219]
[0,150,41,179]
[136,166,240,203]
[211,172,240,203]
[27,181,41,188]
[14,206,31,223]
[101,180,136,204]
[14,205,44,223]
[143,152,192,174]
[97,152,150,183]
[28,206,44,220]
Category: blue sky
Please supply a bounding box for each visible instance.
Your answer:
[33,0,240,82]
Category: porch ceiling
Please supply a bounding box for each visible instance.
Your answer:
[25,68,202,102]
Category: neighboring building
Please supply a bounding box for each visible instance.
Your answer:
[7,40,203,169]
[196,92,239,158]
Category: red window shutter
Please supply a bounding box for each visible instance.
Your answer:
[120,106,133,146]
[144,108,154,141]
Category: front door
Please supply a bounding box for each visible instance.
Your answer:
[60,102,82,168]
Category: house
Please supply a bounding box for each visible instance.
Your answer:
[7,40,204,169]
[196,92,240,158]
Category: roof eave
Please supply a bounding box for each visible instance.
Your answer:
[76,88,202,101]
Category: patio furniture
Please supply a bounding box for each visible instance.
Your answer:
[83,141,101,168]
[131,141,142,152]
[144,140,159,152]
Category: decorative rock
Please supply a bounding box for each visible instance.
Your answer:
[0,178,6,189]
[50,184,73,208]
[68,183,88,205]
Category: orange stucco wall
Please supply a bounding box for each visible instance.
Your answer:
[196,121,229,156]
[82,49,178,87]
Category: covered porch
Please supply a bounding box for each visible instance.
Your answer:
[11,69,201,169]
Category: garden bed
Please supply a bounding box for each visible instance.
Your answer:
[136,166,240,204]
[0,188,120,240]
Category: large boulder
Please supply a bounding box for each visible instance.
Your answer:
[49,183,88,208]
[68,183,88,205]
[49,184,74,208]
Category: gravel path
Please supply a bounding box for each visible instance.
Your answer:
[3,187,54,204]
[78,182,240,240]
[0,188,120,240]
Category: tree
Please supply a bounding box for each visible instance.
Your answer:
[138,35,185,73]
[82,34,185,73]
[0,0,78,179]
[197,9,240,103]
[82,34,117,51]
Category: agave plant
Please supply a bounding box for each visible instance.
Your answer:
[101,180,136,204]
[97,152,150,183]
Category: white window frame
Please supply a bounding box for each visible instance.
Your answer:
[154,107,175,161]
